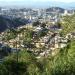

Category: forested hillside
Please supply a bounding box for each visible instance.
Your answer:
[0,15,30,32]
[61,14,75,35]
[0,40,75,75]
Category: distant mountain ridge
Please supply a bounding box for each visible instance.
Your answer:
[46,7,65,13]
[0,15,30,32]
[1,1,75,9]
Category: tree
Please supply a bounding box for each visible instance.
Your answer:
[40,23,46,28]
[0,45,11,58]
[0,51,41,75]
[50,40,75,75]
[23,29,34,48]
[33,21,41,26]
[56,22,61,28]
[61,14,75,35]
[3,29,17,41]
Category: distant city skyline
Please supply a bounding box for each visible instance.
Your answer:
[0,0,75,8]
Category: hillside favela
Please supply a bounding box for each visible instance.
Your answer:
[0,0,75,75]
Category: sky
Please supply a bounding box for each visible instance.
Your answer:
[0,0,75,8]
[0,0,75,3]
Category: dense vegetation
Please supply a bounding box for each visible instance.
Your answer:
[61,14,75,35]
[0,15,29,32]
[0,13,75,75]
[0,39,75,75]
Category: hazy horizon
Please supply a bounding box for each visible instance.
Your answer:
[0,0,75,9]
